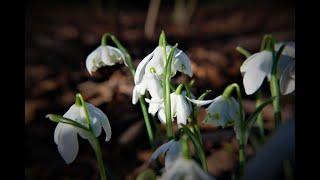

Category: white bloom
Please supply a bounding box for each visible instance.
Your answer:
[240,42,295,95]
[280,61,295,95]
[86,45,126,74]
[150,140,182,170]
[275,41,295,58]
[160,157,214,180]
[134,45,192,85]
[187,95,240,127]
[171,93,192,126]
[53,103,111,164]
[132,73,163,104]
[146,92,192,126]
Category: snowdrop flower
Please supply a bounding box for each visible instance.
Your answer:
[51,103,111,164]
[134,45,192,85]
[146,92,192,126]
[132,73,163,104]
[170,93,192,126]
[187,95,240,127]
[240,42,295,95]
[86,45,126,74]
[160,157,214,180]
[150,139,182,170]
[280,61,295,95]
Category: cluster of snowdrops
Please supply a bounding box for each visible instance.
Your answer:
[46,31,295,180]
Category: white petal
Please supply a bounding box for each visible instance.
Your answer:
[145,47,165,76]
[146,98,163,115]
[173,49,193,77]
[54,123,64,144]
[243,51,273,95]
[145,74,163,100]
[280,62,295,95]
[161,157,213,180]
[240,52,266,74]
[175,95,191,126]
[275,41,295,58]
[87,103,112,141]
[134,50,154,84]
[205,96,235,127]
[86,47,102,74]
[157,108,167,124]
[132,81,147,104]
[186,96,214,107]
[56,124,79,164]
[63,104,87,127]
[170,93,178,117]
[101,46,125,66]
[165,140,182,169]
[150,140,174,161]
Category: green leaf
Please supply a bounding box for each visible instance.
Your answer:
[180,124,208,172]
[275,44,286,62]
[159,30,167,47]
[198,90,212,100]
[46,114,89,131]
[246,98,274,131]
[236,46,251,58]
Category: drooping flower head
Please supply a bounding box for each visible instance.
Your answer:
[187,95,240,127]
[150,139,183,170]
[132,45,193,104]
[86,45,126,74]
[240,41,295,95]
[47,94,111,164]
[146,91,192,127]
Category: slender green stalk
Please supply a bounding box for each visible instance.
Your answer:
[182,136,190,159]
[164,69,174,139]
[223,83,245,177]
[76,93,92,130]
[159,31,175,139]
[270,45,285,128]
[100,33,156,148]
[256,90,265,142]
[90,137,107,180]
[181,125,207,171]
[270,73,281,128]
[139,97,155,149]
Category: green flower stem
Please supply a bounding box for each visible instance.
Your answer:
[139,97,155,149]
[270,45,284,129]
[182,136,190,159]
[101,33,135,76]
[175,84,184,94]
[101,33,157,149]
[164,71,174,139]
[90,135,108,180]
[256,90,265,142]
[223,83,246,177]
[181,125,208,171]
[270,71,281,128]
[160,31,175,139]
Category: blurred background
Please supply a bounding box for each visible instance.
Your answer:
[25,0,294,179]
